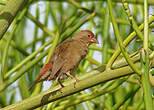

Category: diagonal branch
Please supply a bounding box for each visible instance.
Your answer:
[2,59,154,110]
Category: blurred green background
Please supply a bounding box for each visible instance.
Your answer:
[0,0,154,110]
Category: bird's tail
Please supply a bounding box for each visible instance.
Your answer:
[28,63,52,91]
[28,78,39,91]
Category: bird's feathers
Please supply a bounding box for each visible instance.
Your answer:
[47,38,88,80]
[29,30,98,90]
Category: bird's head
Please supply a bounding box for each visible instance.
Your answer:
[74,30,99,45]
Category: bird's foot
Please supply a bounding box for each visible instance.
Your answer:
[59,85,65,93]
[58,79,65,93]
[75,77,80,82]
[74,77,80,88]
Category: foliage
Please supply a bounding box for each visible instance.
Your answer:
[0,0,154,110]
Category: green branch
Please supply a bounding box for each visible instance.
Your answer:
[26,12,55,37]
[140,0,153,109]
[2,37,30,56]
[122,0,144,40]
[0,48,50,92]
[106,15,154,69]
[2,60,154,110]
[107,0,141,74]
[54,79,126,110]
[0,0,27,39]
[112,85,140,110]
[1,24,17,81]
[4,38,53,79]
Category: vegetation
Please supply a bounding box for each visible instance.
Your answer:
[0,0,153,110]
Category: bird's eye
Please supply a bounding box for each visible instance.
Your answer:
[88,34,91,38]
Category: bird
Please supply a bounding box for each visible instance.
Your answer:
[29,30,98,91]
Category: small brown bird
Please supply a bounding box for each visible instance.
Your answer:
[29,30,98,90]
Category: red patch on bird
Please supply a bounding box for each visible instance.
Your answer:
[39,63,52,78]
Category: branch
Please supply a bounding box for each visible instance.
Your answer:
[26,12,56,37]
[106,15,154,69]
[107,0,141,74]
[0,0,27,40]
[2,59,154,110]
[140,0,153,109]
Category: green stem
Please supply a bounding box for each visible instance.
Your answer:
[112,85,140,110]
[2,60,153,110]
[32,5,39,52]
[107,0,141,74]
[89,45,115,54]
[140,51,153,110]
[140,0,153,109]
[68,0,93,13]
[0,48,50,92]
[4,38,53,79]
[55,79,126,110]
[143,0,149,50]
[102,7,110,64]
[0,0,27,39]
[2,37,29,56]
[106,15,154,69]
[122,0,144,40]
[1,25,16,81]
[85,56,101,66]
[24,35,48,49]
[26,12,55,37]
[45,31,60,63]
[41,2,50,45]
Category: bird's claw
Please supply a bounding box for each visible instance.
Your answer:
[74,78,80,88]
[75,78,80,82]
[60,85,65,93]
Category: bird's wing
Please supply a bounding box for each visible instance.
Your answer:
[60,39,88,74]
[48,38,88,80]
[47,39,75,80]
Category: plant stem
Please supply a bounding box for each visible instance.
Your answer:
[140,0,153,109]
[0,0,27,39]
[2,60,154,110]
[4,38,53,79]
[106,15,154,69]
[107,0,141,74]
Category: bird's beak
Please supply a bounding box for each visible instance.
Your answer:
[91,38,99,44]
